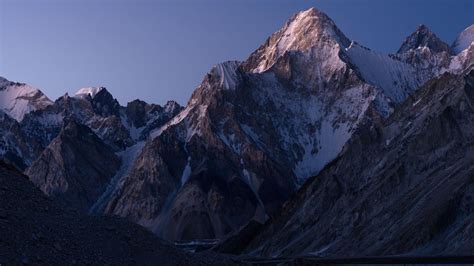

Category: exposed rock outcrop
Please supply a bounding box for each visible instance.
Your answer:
[26,120,121,211]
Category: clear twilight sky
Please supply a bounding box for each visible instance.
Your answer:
[0,0,472,106]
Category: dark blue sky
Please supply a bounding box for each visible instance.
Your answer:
[1,0,472,105]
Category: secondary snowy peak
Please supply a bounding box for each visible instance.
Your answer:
[243,7,350,73]
[452,24,474,54]
[0,77,53,121]
[75,87,104,98]
[397,24,451,54]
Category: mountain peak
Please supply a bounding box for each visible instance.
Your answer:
[74,87,105,99]
[243,7,350,73]
[451,24,474,54]
[163,100,182,113]
[281,7,351,47]
[397,24,450,54]
[0,78,53,121]
[416,24,429,31]
[296,7,326,20]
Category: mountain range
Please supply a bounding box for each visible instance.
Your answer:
[0,7,472,260]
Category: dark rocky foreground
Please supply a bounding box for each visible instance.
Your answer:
[239,255,474,265]
[0,161,237,265]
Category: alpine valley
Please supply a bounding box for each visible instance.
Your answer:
[1,7,473,263]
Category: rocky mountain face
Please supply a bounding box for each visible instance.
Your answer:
[1,115,38,171]
[0,79,54,168]
[0,80,182,216]
[99,8,472,242]
[0,161,236,265]
[221,68,474,258]
[124,99,183,140]
[0,7,472,250]
[397,24,451,54]
[25,120,121,212]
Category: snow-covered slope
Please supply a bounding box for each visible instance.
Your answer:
[344,42,421,104]
[452,24,474,54]
[0,77,52,121]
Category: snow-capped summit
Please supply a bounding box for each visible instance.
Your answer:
[451,24,474,54]
[243,7,350,73]
[0,77,53,121]
[397,24,451,54]
[75,87,105,98]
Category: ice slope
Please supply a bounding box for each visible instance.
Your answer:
[452,24,474,54]
[249,72,375,182]
[345,42,421,103]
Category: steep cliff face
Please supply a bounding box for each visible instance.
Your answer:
[26,120,121,211]
[227,69,474,257]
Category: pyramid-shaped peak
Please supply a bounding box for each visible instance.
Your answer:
[297,7,327,18]
[417,24,430,32]
[243,7,350,73]
[284,7,349,43]
[397,24,450,54]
